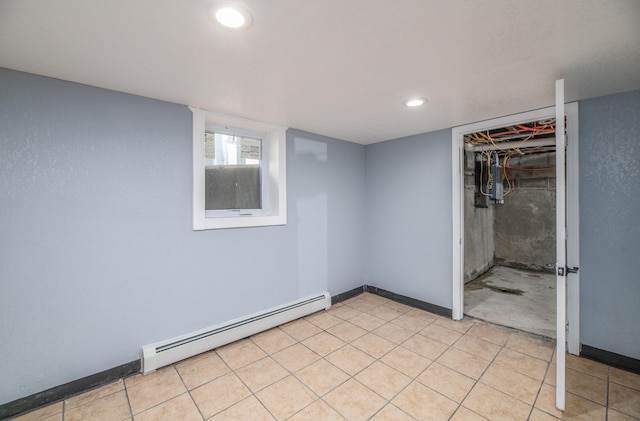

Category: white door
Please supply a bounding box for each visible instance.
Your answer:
[555,79,567,410]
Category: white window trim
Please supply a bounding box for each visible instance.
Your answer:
[190,107,287,230]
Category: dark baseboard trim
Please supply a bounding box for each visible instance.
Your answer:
[364,285,453,318]
[581,344,640,375]
[331,286,365,305]
[0,360,140,420]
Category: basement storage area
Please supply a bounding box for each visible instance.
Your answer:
[463,119,557,338]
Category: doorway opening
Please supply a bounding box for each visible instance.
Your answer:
[462,119,558,337]
[451,103,579,352]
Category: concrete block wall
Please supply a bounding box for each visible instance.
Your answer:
[494,152,556,271]
[465,150,556,280]
[464,152,495,282]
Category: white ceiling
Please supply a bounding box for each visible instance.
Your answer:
[1,0,639,145]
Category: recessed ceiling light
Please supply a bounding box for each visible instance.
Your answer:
[404,98,426,107]
[208,1,253,30]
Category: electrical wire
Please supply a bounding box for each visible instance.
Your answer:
[465,119,560,203]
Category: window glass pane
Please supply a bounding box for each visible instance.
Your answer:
[204,132,262,210]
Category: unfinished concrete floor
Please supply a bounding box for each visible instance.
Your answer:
[464,265,556,338]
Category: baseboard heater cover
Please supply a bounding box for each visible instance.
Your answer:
[141,292,331,374]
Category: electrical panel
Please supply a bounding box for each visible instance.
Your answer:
[490,159,504,203]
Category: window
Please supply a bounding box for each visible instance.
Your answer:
[190,108,287,230]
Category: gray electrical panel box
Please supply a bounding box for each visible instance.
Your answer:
[490,161,504,203]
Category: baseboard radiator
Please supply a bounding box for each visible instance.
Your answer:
[141,292,331,374]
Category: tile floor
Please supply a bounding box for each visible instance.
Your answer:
[11,293,640,421]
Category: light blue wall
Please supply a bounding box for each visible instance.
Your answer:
[364,130,453,309]
[0,68,365,404]
[579,89,640,359]
[287,129,366,297]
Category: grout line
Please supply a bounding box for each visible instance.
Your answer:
[174,363,206,421]
[121,382,134,421]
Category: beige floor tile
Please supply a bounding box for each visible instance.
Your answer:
[401,334,449,360]
[256,376,316,421]
[360,293,391,304]
[324,378,387,421]
[566,354,608,380]
[250,327,297,355]
[64,380,124,409]
[354,361,412,400]
[369,404,415,420]
[610,367,640,391]
[279,318,322,341]
[383,300,414,314]
[566,368,607,405]
[372,322,414,344]
[437,347,491,380]
[420,322,463,346]
[529,408,562,420]
[506,332,555,361]
[366,304,404,321]
[392,380,458,420]
[209,396,275,421]
[417,362,475,403]
[406,306,440,318]
[609,383,640,418]
[463,383,531,421]
[480,363,541,405]
[288,399,345,421]
[10,402,63,421]
[390,313,434,332]
[190,373,251,419]
[304,310,343,330]
[607,408,640,421]
[326,321,367,342]
[294,359,349,396]
[450,406,490,420]
[126,367,186,415]
[349,312,387,331]
[12,413,62,421]
[339,296,362,306]
[493,347,549,381]
[216,339,267,370]
[351,332,395,358]
[434,316,475,333]
[302,331,346,356]
[546,362,557,385]
[175,351,230,390]
[467,322,511,346]
[325,344,375,376]
[345,297,379,312]
[454,335,502,361]
[64,389,131,421]
[235,356,289,392]
[133,393,202,421]
[381,346,432,378]
[327,304,362,320]
[535,383,606,420]
[271,343,320,372]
